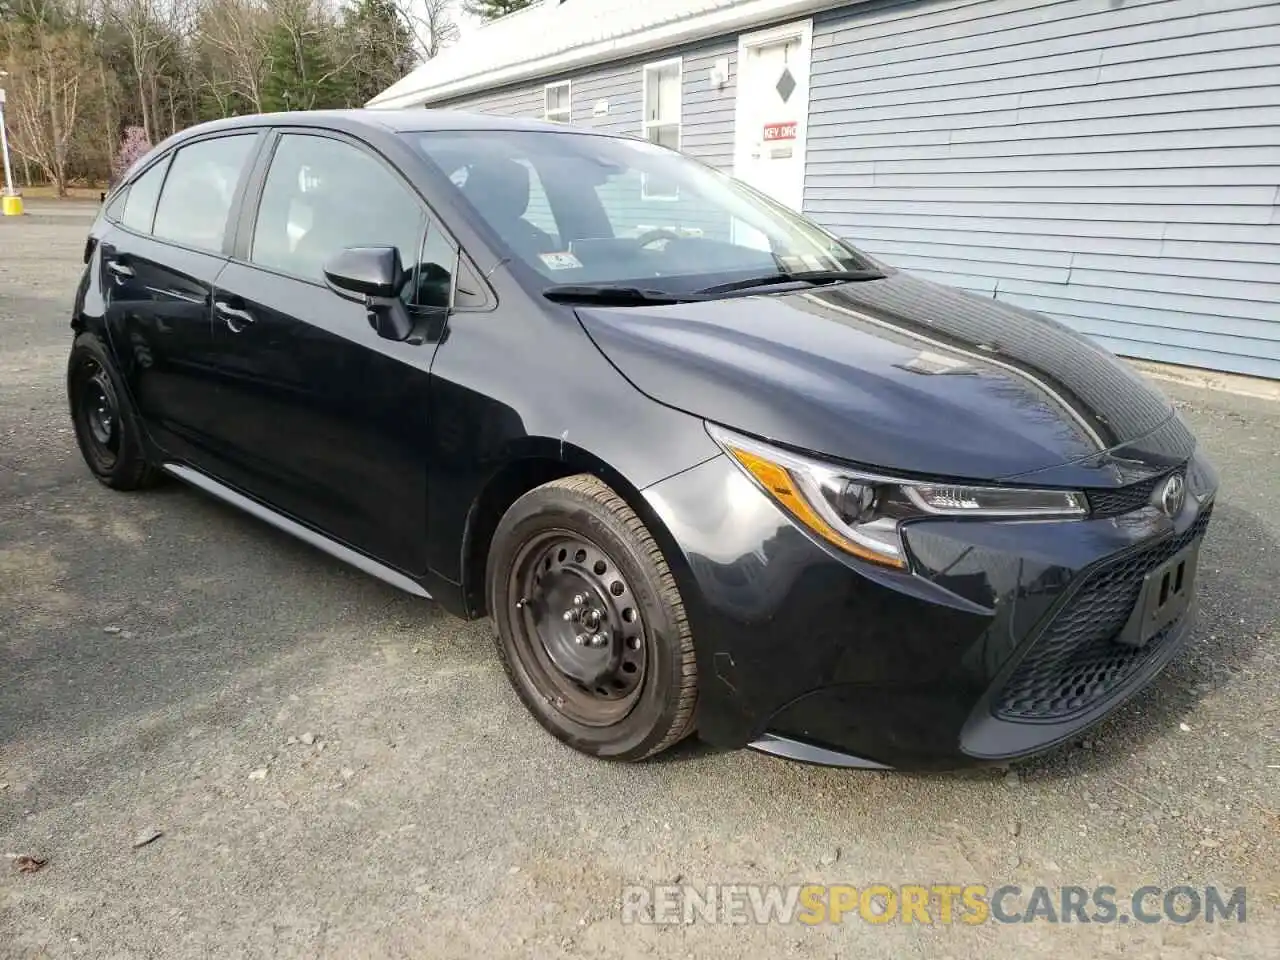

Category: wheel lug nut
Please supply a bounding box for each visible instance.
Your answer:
[562,610,576,622]
[574,634,587,645]
[590,633,607,647]
[573,594,586,606]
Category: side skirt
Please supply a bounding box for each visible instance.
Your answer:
[162,463,432,600]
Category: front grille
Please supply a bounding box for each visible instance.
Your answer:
[1086,471,1174,518]
[995,506,1212,721]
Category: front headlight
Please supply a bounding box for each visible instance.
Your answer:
[709,425,1086,569]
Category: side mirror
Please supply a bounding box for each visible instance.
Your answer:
[323,246,416,343]
[323,246,406,301]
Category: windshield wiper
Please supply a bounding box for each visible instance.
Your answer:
[695,268,884,295]
[542,284,705,306]
[542,269,883,305]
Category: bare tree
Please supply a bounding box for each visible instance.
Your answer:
[160,0,198,137]
[89,0,120,183]
[1,7,101,195]
[109,0,168,141]
[0,0,456,186]
[401,0,459,60]
[194,0,271,113]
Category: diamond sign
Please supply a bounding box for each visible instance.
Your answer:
[776,67,797,103]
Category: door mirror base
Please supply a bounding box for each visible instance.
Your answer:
[366,298,416,342]
[366,302,449,345]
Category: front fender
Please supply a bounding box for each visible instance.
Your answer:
[425,338,721,595]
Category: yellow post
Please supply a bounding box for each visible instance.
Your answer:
[0,85,20,215]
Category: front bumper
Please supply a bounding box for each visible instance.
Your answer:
[642,450,1218,770]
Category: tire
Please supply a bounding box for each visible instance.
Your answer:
[67,332,160,491]
[487,474,698,761]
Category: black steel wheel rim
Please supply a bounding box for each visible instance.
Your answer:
[74,359,120,471]
[509,530,648,727]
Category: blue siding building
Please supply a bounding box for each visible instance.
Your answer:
[371,0,1280,379]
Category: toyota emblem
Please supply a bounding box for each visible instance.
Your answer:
[1158,474,1186,518]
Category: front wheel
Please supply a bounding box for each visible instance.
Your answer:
[487,474,698,761]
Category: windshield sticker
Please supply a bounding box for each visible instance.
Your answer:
[540,252,583,271]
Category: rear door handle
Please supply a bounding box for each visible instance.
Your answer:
[215,301,256,333]
[106,259,134,280]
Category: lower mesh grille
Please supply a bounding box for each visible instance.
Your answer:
[995,506,1212,721]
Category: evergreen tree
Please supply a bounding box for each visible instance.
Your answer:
[260,11,350,112]
[343,0,418,105]
[463,0,536,23]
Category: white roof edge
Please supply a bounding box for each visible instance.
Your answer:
[368,0,838,109]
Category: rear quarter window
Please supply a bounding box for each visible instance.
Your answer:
[103,187,128,223]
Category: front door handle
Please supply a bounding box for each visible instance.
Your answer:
[215,300,256,333]
[106,259,134,280]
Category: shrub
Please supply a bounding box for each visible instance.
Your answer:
[112,127,152,183]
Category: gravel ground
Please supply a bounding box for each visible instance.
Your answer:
[1,204,1276,959]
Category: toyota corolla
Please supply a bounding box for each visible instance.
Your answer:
[68,110,1217,769]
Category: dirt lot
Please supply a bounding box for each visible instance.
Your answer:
[1,203,1277,958]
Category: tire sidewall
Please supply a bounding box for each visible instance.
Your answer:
[488,487,686,760]
[67,333,151,488]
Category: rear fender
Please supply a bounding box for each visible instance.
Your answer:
[72,234,108,339]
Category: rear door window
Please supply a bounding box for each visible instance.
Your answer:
[152,135,257,253]
[119,161,167,234]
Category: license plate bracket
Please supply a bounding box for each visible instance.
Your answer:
[1116,542,1199,648]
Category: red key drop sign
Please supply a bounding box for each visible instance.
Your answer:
[763,122,797,142]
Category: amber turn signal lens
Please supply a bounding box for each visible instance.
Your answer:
[726,446,907,569]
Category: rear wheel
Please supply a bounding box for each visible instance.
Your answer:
[487,474,697,761]
[67,333,159,490]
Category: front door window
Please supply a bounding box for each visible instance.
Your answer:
[251,134,429,300]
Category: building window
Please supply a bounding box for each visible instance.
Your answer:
[642,59,682,199]
[642,59,681,149]
[544,81,571,123]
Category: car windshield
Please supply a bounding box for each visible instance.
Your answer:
[405,129,877,294]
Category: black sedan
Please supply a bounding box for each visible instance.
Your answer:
[67,110,1217,769]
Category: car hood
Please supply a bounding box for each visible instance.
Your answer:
[576,271,1191,485]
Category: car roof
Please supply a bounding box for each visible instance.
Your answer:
[171,108,607,141]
